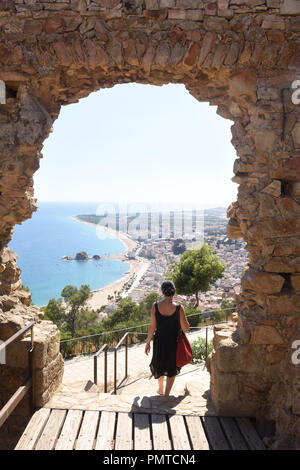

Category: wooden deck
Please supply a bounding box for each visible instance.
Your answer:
[15,407,266,450]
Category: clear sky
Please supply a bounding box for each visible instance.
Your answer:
[35,83,238,209]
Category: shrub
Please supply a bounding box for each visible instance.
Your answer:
[185,307,202,327]
[190,337,213,364]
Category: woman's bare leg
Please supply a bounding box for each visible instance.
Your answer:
[157,376,164,395]
[165,376,176,396]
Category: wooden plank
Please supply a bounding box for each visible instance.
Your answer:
[168,415,191,450]
[95,411,116,450]
[220,417,248,450]
[151,414,172,450]
[201,416,230,450]
[185,416,210,450]
[15,408,51,450]
[115,412,133,450]
[35,409,67,450]
[134,413,152,450]
[55,410,83,450]
[0,379,31,429]
[236,418,265,450]
[75,410,99,450]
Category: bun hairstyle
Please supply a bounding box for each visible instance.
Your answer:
[161,280,176,297]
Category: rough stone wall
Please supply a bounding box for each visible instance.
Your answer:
[0,0,299,448]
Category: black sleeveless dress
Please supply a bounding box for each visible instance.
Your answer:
[149,302,181,379]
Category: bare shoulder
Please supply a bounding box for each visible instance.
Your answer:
[178,304,185,312]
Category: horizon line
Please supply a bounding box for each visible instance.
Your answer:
[36,200,229,208]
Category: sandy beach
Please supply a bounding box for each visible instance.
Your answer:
[71,216,147,310]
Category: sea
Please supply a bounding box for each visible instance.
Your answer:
[8,202,130,307]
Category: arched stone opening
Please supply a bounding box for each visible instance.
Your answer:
[0,0,299,448]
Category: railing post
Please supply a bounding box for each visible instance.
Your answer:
[114,348,117,395]
[104,348,107,393]
[205,327,208,359]
[125,334,128,379]
[94,355,97,385]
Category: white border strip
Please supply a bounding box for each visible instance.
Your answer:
[0,80,5,104]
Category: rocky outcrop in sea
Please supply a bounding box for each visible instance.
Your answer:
[61,251,101,261]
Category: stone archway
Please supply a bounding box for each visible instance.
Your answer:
[0,0,299,448]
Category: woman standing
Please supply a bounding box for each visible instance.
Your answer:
[145,280,190,396]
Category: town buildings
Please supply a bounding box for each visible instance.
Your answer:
[116,209,248,311]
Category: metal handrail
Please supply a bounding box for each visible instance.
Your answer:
[93,344,108,391]
[114,331,148,394]
[0,321,35,429]
[0,321,35,354]
[93,332,149,393]
[92,317,233,394]
[84,305,236,393]
[114,332,128,395]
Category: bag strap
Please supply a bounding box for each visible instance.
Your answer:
[175,304,182,332]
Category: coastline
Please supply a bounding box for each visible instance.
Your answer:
[71,216,147,310]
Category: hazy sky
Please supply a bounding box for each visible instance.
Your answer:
[35,83,238,209]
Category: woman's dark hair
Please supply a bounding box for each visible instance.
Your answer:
[161,280,176,297]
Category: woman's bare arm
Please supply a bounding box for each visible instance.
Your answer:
[179,305,190,332]
[145,303,157,354]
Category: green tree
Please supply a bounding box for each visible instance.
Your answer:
[139,292,160,317]
[61,284,92,337]
[44,284,93,338]
[168,243,226,307]
[185,306,202,327]
[75,308,99,336]
[100,297,140,331]
[100,292,161,340]
[43,298,66,330]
